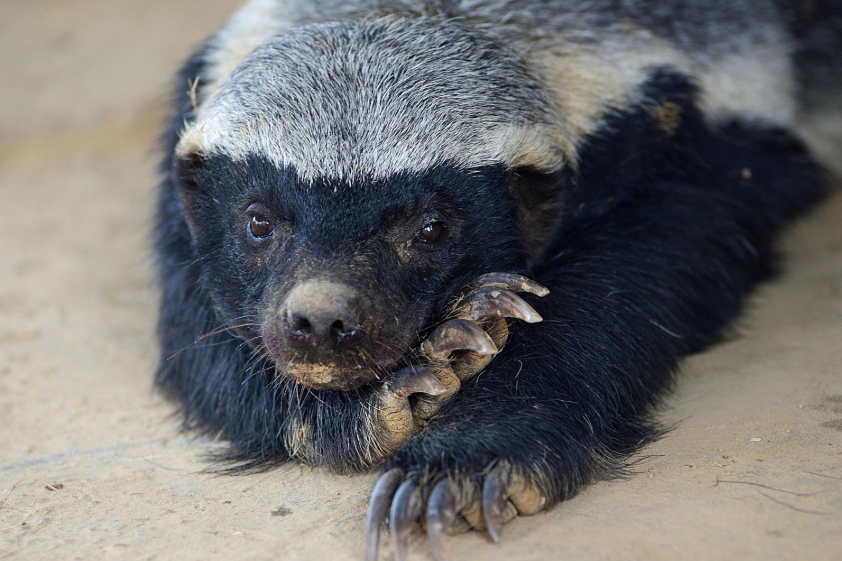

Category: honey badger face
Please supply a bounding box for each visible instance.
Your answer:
[174,19,562,390]
[177,156,524,390]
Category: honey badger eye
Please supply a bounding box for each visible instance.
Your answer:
[415,221,446,244]
[249,214,272,239]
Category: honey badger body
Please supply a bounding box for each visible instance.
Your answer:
[155,0,828,556]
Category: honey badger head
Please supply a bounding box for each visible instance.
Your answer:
[174,18,567,390]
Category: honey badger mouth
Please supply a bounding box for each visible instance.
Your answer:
[266,273,548,393]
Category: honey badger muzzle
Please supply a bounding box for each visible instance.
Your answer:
[266,279,386,390]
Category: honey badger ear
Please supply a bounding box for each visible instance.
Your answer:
[175,152,204,192]
[508,167,568,266]
[173,153,207,240]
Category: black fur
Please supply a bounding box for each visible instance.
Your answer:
[155,61,826,514]
[384,73,826,500]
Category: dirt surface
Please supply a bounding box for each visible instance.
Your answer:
[1,1,841,560]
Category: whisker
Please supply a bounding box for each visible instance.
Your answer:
[197,322,258,340]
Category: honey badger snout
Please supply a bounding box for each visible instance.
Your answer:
[272,279,392,391]
[281,281,365,351]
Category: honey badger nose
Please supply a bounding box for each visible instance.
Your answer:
[281,281,365,350]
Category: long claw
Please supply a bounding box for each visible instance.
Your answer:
[427,480,457,561]
[482,466,508,544]
[390,479,423,561]
[471,273,550,297]
[387,366,447,398]
[409,365,461,421]
[423,319,497,361]
[365,469,403,561]
[459,287,543,323]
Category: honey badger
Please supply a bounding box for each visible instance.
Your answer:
[155,0,832,559]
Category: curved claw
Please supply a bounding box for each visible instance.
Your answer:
[471,272,550,297]
[390,479,423,561]
[423,319,498,361]
[409,365,461,421]
[387,366,447,399]
[427,480,457,561]
[458,287,543,324]
[377,367,450,452]
[482,466,509,543]
[365,469,403,561]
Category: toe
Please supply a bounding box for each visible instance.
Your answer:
[470,272,550,297]
[390,479,423,561]
[426,480,457,561]
[376,366,450,452]
[508,475,547,516]
[387,366,447,399]
[482,466,509,543]
[422,319,498,362]
[457,286,543,324]
[365,469,403,561]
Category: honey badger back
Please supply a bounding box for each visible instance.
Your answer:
[155,0,828,558]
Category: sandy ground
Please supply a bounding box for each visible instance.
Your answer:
[1,1,841,560]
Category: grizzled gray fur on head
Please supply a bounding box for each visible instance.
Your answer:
[178,17,567,182]
[181,0,797,170]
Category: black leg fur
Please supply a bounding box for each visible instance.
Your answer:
[380,74,826,515]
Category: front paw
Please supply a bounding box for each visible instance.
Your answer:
[365,460,548,561]
[372,273,548,454]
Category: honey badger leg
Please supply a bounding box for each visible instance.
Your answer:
[363,118,825,560]
[373,274,548,453]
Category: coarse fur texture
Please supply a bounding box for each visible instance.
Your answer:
[154,0,833,554]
